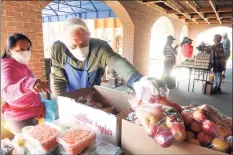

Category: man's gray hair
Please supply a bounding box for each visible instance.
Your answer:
[62,18,90,47]
[64,18,90,34]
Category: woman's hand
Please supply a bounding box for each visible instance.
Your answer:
[33,79,52,94]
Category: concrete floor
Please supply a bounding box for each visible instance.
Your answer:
[169,61,232,117]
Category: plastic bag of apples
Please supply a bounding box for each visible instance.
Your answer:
[180,103,233,154]
[129,94,182,113]
[133,102,186,148]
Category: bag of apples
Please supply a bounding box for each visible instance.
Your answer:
[134,102,186,148]
[181,104,232,154]
[129,95,182,113]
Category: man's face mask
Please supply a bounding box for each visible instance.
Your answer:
[67,28,90,61]
[11,50,31,65]
[69,46,89,61]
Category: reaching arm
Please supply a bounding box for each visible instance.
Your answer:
[1,64,37,102]
[99,41,142,89]
[51,42,68,96]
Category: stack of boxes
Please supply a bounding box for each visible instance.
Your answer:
[194,53,211,68]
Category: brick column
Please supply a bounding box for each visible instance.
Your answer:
[1,0,50,79]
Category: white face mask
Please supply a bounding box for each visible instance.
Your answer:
[11,50,31,65]
[69,46,89,61]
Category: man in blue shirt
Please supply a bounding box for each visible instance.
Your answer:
[221,33,231,78]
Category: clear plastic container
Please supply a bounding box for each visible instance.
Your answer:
[82,141,122,155]
[24,123,59,152]
[57,125,96,155]
[25,140,59,155]
[22,126,34,134]
[46,119,77,132]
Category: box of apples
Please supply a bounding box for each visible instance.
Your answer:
[124,96,232,154]
[181,104,232,154]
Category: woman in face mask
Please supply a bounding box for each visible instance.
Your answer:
[1,33,51,134]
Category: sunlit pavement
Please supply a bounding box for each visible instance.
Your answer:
[169,60,232,117]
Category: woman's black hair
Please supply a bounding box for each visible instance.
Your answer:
[180,37,189,47]
[1,33,32,59]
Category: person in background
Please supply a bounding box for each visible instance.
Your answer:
[181,37,193,60]
[51,18,168,102]
[1,33,51,134]
[211,34,225,92]
[221,33,231,78]
[162,35,179,79]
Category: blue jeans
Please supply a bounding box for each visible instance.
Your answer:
[213,72,222,89]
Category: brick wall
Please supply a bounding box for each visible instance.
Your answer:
[1,1,50,79]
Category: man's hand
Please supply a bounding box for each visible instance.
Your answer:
[133,77,168,101]
[33,80,52,95]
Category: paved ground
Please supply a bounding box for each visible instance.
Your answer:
[169,61,232,117]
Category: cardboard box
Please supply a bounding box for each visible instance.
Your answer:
[58,86,131,146]
[208,74,214,82]
[121,119,227,155]
[202,82,212,95]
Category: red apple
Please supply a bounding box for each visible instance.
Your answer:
[193,109,207,123]
[155,95,170,105]
[148,123,158,138]
[212,138,229,153]
[181,111,193,126]
[171,124,186,142]
[190,121,202,133]
[188,139,201,146]
[169,102,182,112]
[197,131,214,146]
[202,120,217,136]
[186,131,195,140]
[155,129,174,148]
[145,112,160,126]
[149,95,156,103]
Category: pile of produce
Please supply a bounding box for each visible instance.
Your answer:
[75,93,115,114]
[181,104,232,154]
[129,95,233,154]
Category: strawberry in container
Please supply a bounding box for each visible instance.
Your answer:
[57,125,96,155]
[24,123,59,153]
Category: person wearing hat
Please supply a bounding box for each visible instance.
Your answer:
[51,18,168,103]
[162,35,179,79]
[181,37,193,60]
